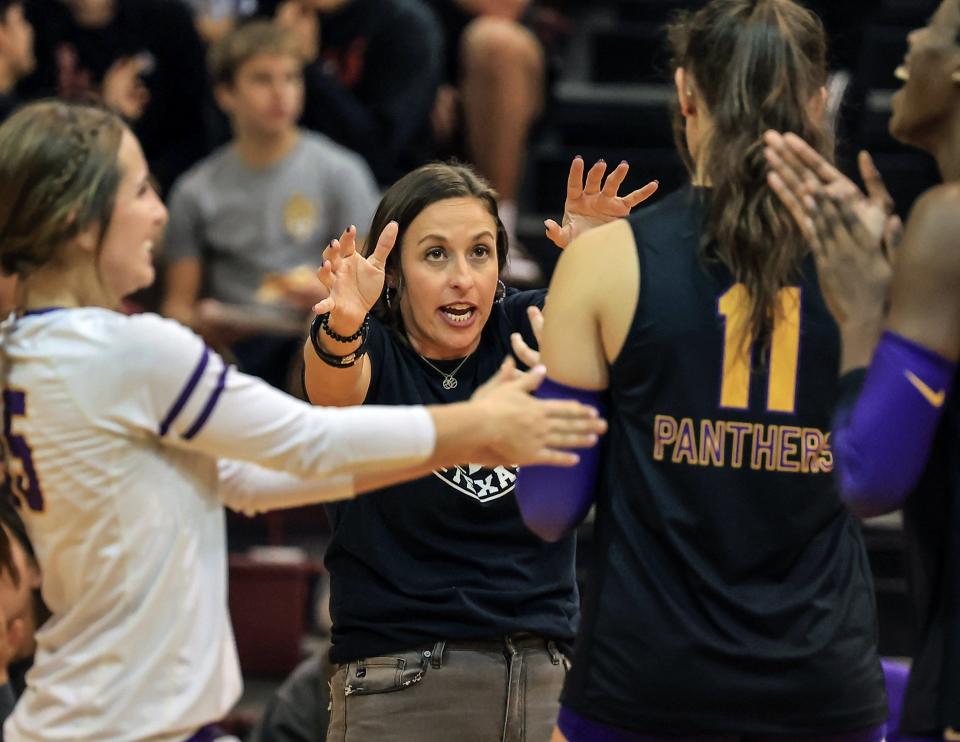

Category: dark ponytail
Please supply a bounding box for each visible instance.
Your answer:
[669,0,829,344]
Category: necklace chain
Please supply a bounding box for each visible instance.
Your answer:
[419,353,472,390]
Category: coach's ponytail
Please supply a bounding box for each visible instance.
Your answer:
[668,0,829,346]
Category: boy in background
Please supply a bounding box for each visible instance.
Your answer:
[163,20,379,391]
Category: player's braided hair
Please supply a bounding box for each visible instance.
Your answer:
[0,102,125,519]
[0,101,124,278]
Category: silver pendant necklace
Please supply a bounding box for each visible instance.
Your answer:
[419,353,472,390]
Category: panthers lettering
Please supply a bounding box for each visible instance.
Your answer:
[652,415,832,473]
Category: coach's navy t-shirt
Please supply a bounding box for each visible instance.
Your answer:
[321,289,579,665]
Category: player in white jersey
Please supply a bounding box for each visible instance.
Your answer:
[0,101,605,742]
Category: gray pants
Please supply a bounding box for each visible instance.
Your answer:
[327,634,569,742]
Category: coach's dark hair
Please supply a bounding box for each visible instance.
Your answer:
[668,0,829,344]
[0,101,125,277]
[363,162,508,338]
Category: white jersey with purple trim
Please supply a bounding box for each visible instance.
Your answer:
[0,307,436,742]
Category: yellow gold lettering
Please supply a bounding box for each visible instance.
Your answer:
[778,426,802,473]
[654,415,678,461]
[726,422,752,468]
[767,288,801,413]
[672,417,699,465]
[699,419,725,468]
[718,284,752,410]
[751,423,778,471]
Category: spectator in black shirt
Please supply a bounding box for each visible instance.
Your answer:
[0,0,33,123]
[269,0,444,186]
[21,0,209,191]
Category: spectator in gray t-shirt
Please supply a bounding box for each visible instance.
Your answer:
[162,20,378,390]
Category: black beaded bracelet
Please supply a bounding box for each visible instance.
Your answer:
[310,313,369,368]
[320,312,368,343]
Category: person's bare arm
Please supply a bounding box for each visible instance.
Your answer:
[887,184,960,361]
[539,219,639,386]
[162,257,202,328]
[0,274,17,316]
[516,219,638,540]
[302,224,394,406]
[454,0,528,20]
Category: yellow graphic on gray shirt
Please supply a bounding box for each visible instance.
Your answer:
[283,194,318,242]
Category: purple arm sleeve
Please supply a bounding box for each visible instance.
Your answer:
[515,378,605,542]
[833,331,956,518]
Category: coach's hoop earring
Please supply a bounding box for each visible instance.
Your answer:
[495,279,506,304]
[385,286,393,309]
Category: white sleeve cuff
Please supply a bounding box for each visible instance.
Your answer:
[217,459,355,516]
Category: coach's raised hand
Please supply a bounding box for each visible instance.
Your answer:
[313,222,398,331]
[544,156,659,248]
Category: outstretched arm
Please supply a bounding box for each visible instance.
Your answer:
[215,355,606,513]
[302,223,397,406]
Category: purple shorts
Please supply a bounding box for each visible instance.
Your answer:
[557,707,887,742]
[183,725,223,742]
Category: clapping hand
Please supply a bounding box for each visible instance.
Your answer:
[763,131,898,328]
[102,55,151,122]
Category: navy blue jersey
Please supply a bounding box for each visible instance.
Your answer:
[561,186,886,733]
[320,289,580,664]
[897,373,960,734]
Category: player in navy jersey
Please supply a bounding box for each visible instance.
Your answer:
[301,158,654,741]
[0,100,604,742]
[763,2,960,737]
[517,1,889,739]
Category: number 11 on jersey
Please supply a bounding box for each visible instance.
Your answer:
[718,284,801,414]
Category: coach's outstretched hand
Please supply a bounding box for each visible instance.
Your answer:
[544,156,658,248]
[467,357,606,468]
